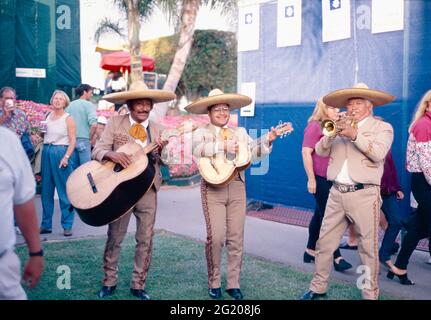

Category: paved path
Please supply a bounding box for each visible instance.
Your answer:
[24,185,431,300]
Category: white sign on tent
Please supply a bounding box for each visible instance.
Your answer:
[238,4,260,52]
[322,0,351,43]
[277,0,302,47]
[372,0,404,34]
[240,82,256,117]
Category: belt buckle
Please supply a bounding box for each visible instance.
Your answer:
[338,184,348,193]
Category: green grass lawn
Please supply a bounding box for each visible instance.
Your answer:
[16,231,397,300]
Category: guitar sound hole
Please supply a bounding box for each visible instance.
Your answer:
[226,152,236,161]
[113,164,124,172]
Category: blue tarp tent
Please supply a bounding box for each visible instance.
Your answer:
[238,0,431,214]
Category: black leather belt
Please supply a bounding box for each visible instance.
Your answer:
[333,182,375,193]
[43,143,68,147]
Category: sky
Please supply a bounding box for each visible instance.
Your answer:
[80,0,234,89]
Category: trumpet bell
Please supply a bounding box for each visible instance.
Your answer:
[321,119,337,137]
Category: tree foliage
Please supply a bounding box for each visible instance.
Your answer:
[142,29,237,100]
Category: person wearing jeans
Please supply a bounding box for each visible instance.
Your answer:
[66,84,97,166]
[379,151,404,265]
[389,89,431,285]
[40,90,78,237]
[40,144,78,233]
[75,137,92,164]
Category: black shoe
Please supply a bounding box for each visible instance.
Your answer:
[40,228,52,234]
[300,290,326,300]
[333,258,352,272]
[339,241,358,250]
[303,251,315,263]
[208,288,222,299]
[99,285,116,298]
[226,288,243,300]
[130,288,151,300]
[390,242,400,255]
[387,271,415,285]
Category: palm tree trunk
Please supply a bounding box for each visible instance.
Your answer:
[153,0,201,119]
[128,0,143,85]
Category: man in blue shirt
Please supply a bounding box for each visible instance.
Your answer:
[66,84,97,165]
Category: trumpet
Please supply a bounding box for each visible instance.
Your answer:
[321,112,357,137]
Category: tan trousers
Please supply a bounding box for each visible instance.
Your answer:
[310,186,381,300]
[102,187,157,290]
[201,176,246,289]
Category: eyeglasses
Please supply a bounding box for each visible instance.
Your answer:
[212,107,230,113]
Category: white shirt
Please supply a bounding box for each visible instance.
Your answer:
[335,116,370,185]
[129,115,149,148]
[0,127,36,253]
[109,77,126,91]
[43,113,70,145]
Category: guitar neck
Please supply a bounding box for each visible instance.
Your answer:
[143,142,159,154]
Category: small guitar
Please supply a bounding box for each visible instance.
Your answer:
[66,128,182,227]
[198,122,293,187]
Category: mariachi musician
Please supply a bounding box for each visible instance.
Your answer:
[301,83,394,300]
[92,81,175,300]
[185,89,282,300]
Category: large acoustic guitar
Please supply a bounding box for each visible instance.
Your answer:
[66,129,181,226]
[198,122,293,187]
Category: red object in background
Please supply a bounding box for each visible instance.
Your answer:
[100,51,155,72]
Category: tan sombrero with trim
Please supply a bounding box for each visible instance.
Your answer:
[103,81,176,104]
[323,83,395,108]
[185,88,252,114]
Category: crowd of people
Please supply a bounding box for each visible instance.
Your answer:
[0,81,430,300]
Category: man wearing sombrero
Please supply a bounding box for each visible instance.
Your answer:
[185,89,280,300]
[92,81,175,300]
[301,83,394,300]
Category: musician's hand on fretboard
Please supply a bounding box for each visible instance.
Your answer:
[155,136,169,150]
[267,126,279,144]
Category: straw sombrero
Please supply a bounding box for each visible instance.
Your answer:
[103,81,176,104]
[323,83,395,108]
[185,88,252,114]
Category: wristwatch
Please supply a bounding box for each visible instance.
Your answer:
[65,154,70,159]
[29,249,44,257]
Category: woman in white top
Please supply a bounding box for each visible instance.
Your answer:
[40,90,78,237]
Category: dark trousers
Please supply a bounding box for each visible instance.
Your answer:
[379,194,403,262]
[307,175,341,259]
[395,173,431,269]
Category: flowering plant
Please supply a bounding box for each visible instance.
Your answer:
[16,100,51,145]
